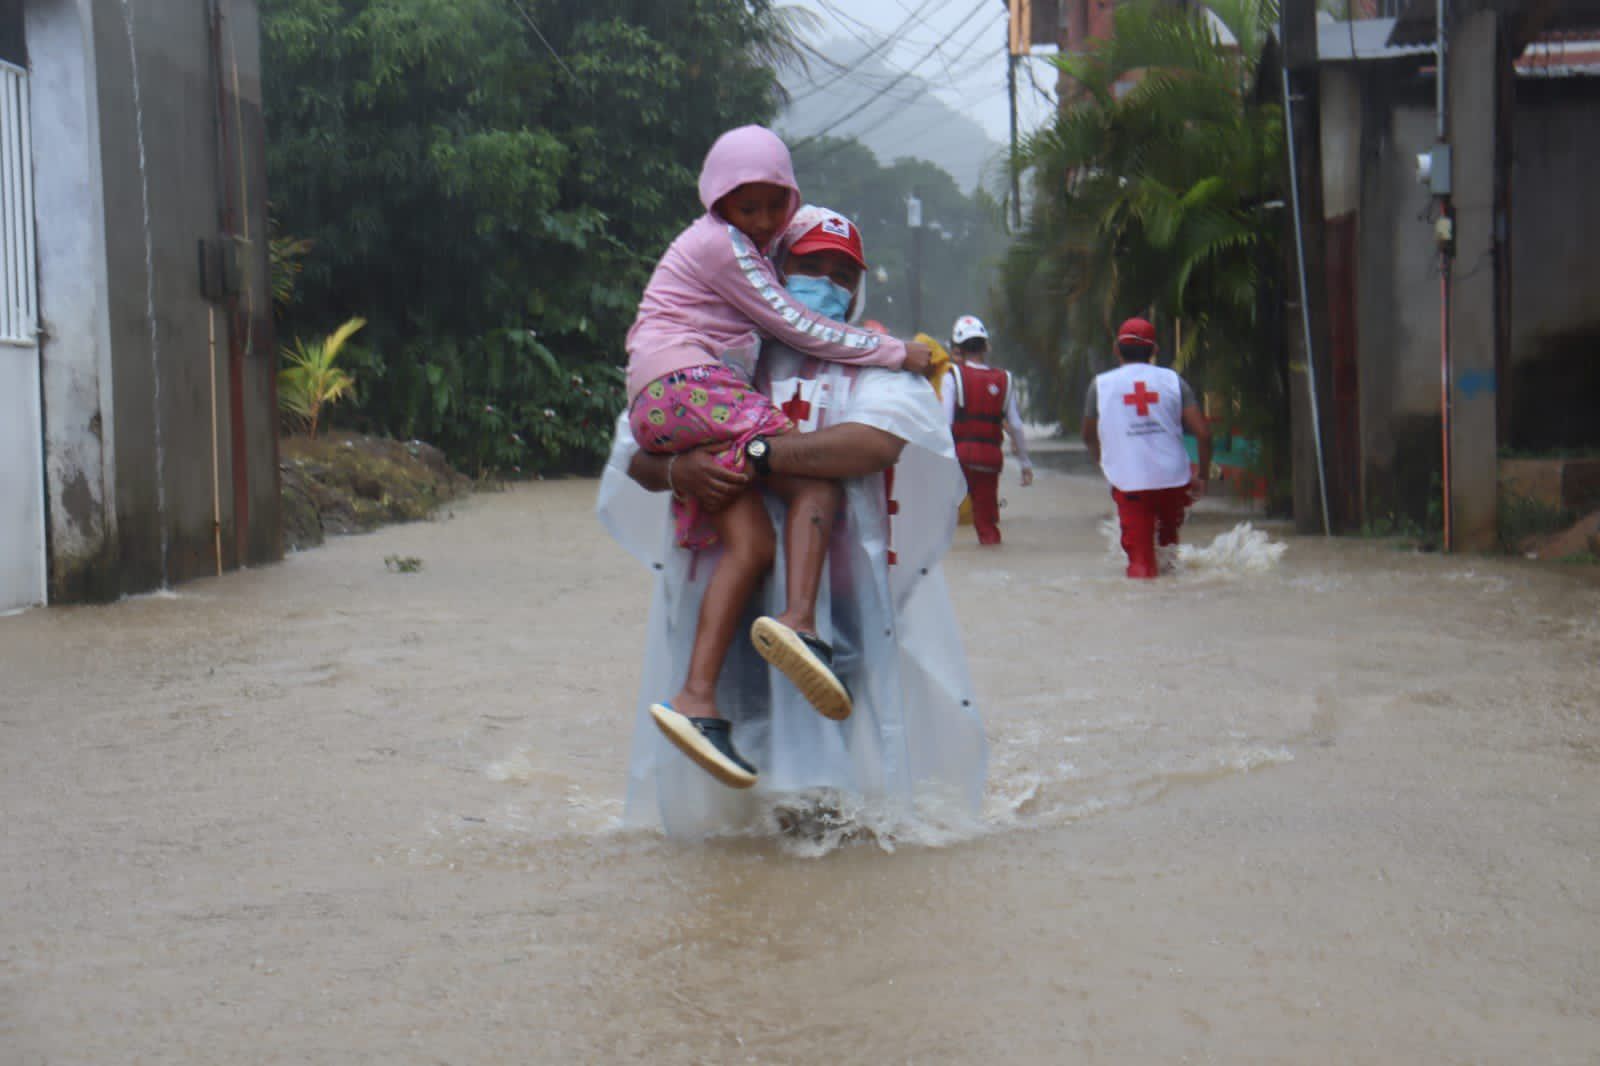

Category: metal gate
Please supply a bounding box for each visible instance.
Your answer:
[0,60,45,612]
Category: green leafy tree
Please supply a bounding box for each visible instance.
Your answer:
[262,0,797,473]
[999,0,1289,493]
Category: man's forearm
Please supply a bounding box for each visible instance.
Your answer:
[1196,433,1213,482]
[768,423,906,479]
[1006,423,1033,467]
[627,450,672,493]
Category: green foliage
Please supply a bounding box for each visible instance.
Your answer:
[354,328,625,478]
[262,0,794,474]
[279,316,365,439]
[998,0,1287,474]
[270,231,314,314]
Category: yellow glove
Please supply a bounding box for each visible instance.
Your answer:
[915,332,952,396]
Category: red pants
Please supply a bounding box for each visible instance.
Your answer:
[962,467,1002,545]
[1112,486,1189,578]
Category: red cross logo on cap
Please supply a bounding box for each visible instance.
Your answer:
[1124,381,1158,416]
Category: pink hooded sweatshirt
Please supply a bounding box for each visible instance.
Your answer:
[625,125,907,402]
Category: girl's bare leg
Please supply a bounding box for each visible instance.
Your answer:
[765,473,841,636]
[671,490,775,720]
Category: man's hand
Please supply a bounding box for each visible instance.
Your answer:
[672,447,750,513]
[1187,474,1208,503]
[1020,466,1034,487]
[901,341,932,375]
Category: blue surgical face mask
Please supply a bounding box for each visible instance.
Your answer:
[785,274,853,321]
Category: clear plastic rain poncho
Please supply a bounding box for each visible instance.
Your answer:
[595,206,987,839]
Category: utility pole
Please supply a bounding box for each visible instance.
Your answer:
[1005,0,1026,229]
[907,189,924,333]
[1008,53,1022,230]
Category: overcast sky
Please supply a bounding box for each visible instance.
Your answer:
[783,0,1058,147]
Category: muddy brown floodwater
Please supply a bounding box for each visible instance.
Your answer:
[3,469,1598,1064]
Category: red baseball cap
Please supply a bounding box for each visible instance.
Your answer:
[789,212,867,270]
[1116,317,1157,346]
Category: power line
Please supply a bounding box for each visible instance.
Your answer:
[790,48,974,113]
[788,27,1006,117]
[787,0,955,105]
[814,0,960,54]
[792,0,1000,146]
[813,0,965,89]
[1022,54,1057,109]
[853,80,1011,148]
[828,3,1006,97]
[507,0,577,83]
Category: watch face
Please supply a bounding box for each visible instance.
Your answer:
[749,440,768,458]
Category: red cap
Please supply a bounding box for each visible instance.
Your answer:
[1116,317,1157,347]
[789,213,867,270]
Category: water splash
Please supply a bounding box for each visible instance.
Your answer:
[1101,519,1286,577]
[118,0,168,586]
[476,744,1300,859]
[1176,522,1288,574]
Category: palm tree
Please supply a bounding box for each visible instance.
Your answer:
[748,1,822,102]
[279,317,365,440]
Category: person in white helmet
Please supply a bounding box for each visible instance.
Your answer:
[942,314,1033,545]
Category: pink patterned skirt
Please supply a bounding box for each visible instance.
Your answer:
[629,364,792,549]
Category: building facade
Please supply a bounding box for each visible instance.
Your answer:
[1,0,278,611]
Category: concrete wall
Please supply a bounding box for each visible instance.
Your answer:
[1356,86,1447,527]
[1443,9,1503,551]
[29,0,121,600]
[29,0,277,600]
[1505,77,1600,453]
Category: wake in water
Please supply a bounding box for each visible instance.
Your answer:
[1102,519,1287,577]
[482,744,1293,858]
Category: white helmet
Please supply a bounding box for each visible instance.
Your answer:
[951,315,989,345]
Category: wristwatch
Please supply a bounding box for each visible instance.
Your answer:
[744,436,773,476]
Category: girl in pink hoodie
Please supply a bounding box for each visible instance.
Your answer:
[626,125,927,790]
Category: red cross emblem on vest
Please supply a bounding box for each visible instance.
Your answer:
[1123,381,1158,417]
[780,383,811,424]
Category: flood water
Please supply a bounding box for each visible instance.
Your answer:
[3,470,1598,1063]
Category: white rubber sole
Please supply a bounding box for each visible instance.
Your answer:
[749,617,853,721]
[648,704,757,789]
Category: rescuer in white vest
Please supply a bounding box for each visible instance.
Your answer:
[1081,317,1212,579]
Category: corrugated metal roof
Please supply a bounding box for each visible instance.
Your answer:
[1517,33,1600,76]
[1318,16,1437,61]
